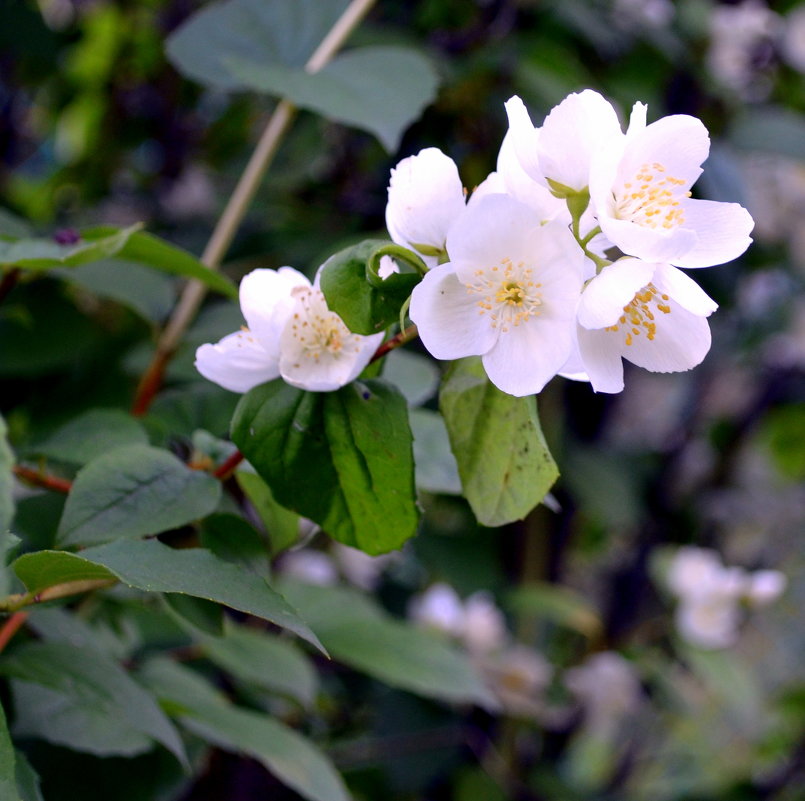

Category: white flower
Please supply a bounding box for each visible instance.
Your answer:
[505,91,622,194]
[589,102,754,267]
[408,583,465,638]
[575,258,718,393]
[278,549,338,586]
[331,543,397,591]
[410,194,585,397]
[745,569,787,607]
[675,594,742,649]
[385,147,467,265]
[462,591,508,654]
[195,267,383,394]
[666,546,735,601]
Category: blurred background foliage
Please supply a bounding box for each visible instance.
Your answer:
[1,0,804,799]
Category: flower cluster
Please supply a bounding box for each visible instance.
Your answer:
[397,90,754,396]
[665,546,786,649]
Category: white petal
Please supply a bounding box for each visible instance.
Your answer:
[409,262,498,360]
[577,326,626,393]
[626,102,647,139]
[482,314,574,396]
[385,148,466,253]
[538,89,622,191]
[239,267,309,358]
[468,172,506,206]
[558,337,591,383]
[598,214,698,263]
[671,199,754,268]
[578,258,656,329]
[624,302,712,373]
[503,96,545,185]
[195,331,278,393]
[652,264,718,316]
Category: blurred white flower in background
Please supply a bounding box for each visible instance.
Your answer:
[664,546,787,649]
[277,549,338,586]
[612,0,674,31]
[781,5,805,73]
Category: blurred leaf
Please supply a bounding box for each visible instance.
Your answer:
[12,550,116,595]
[116,232,237,299]
[0,414,14,534]
[58,259,176,323]
[77,538,323,651]
[236,471,300,554]
[762,403,805,481]
[228,46,438,151]
[0,642,187,766]
[439,358,558,526]
[0,208,32,238]
[147,383,239,442]
[25,409,148,466]
[198,513,272,578]
[166,0,352,88]
[200,621,318,708]
[10,680,155,758]
[141,658,350,801]
[232,378,419,555]
[508,582,602,638]
[56,445,222,547]
[730,107,805,161]
[382,349,440,408]
[0,225,140,270]
[0,702,21,801]
[409,409,462,495]
[13,751,42,801]
[281,580,497,708]
[163,594,224,637]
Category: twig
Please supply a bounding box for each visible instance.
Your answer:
[213,449,245,480]
[13,464,72,494]
[0,612,28,654]
[369,325,418,364]
[131,0,377,417]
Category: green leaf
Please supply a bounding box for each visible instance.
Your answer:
[236,471,300,554]
[0,702,21,801]
[26,408,148,466]
[13,751,42,801]
[0,642,187,766]
[227,46,438,151]
[77,538,323,651]
[166,0,352,87]
[281,580,497,708]
[199,513,272,578]
[141,657,350,801]
[12,550,116,595]
[57,259,176,322]
[409,409,462,495]
[439,358,558,526]
[507,582,603,639]
[0,224,140,270]
[56,444,222,547]
[382,349,440,408]
[0,414,14,534]
[318,240,420,335]
[0,207,33,238]
[162,594,224,637]
[200,620,318,708]
[116,231,237,299]
[232,379,419,555]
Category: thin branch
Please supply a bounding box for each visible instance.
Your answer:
[369,325,418,364]
[131,0,377,417]
[13,464,72,494]
[213,449,245,480]
[0,612,28,654]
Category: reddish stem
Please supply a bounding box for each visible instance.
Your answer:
[13,465,72,494]
[131,349,172,417]
[370,325,418,364]
[213,450,245,480]
[0,612,28,654]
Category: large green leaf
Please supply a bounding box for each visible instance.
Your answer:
[236,471,300,554]
[0,641,187,766]
[56,444,222,547]
[0,414,14,535]
[226,46,438,151]
[439,358,558,526]
[0,702,21,801]
[12,550,116,595]
[166,0,352,88]
[281,580,497,708]
[116,231,237,299]
[200,621,318,708]
[232,379,419,555]
[0,225,140,270]
[141,658,350,801]
[318,240,420,335]
[26,408,148,466]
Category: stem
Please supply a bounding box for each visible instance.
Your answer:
[368,244,429,280]
[369,325,418,364]
[131,0,377,417]
[580,225,602,247]
[213,449,245,480]
[0,612,28,654]
[0,578,118,615]
[13,464,72,494]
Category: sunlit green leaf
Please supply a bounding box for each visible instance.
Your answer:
[236,471,300,555]
[439,358,558,526]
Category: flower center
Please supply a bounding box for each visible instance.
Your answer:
[604,282,671,346]
[467,257,543,333]
[287,287,361,361]
[614,162,691,230]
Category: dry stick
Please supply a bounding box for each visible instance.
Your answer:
[131,0,377,417]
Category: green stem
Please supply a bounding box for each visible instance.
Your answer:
[0,578,118,614]
[368,244,429,280]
